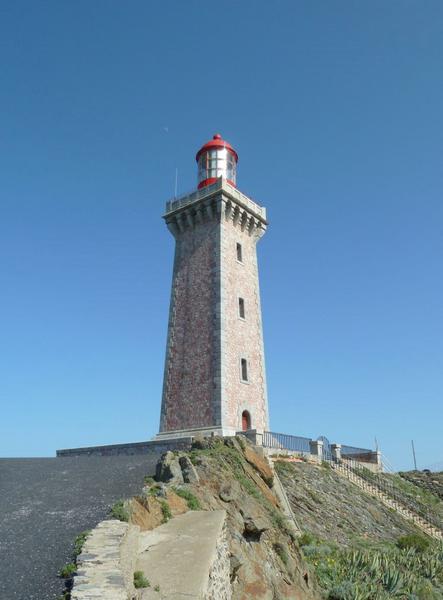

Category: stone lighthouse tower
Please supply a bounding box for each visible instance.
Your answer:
[157,134,269,440]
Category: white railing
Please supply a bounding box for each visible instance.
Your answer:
[165,178,266,220]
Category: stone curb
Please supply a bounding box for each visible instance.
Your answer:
[71,519,139,600]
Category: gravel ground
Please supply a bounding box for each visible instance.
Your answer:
[0,454,159,600]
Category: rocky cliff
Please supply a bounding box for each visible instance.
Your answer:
[131,436,321,600]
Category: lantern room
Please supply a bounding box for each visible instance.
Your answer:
[196,133,238,189]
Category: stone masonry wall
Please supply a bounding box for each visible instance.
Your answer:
[220,211,269,433]
[205,519,231,600]
[160,184,269,436]
[71,520,138,600]
[57,437,193,457]
[160,218,219,431]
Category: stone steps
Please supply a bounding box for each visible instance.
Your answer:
[332,463,443,541]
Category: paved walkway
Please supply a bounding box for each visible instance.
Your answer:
[136,511,228,600]
[0,454,158,600]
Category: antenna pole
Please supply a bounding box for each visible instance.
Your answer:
[174,168,178,199]
[411,440,417,471]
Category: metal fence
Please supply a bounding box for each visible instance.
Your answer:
[165,178,266,219]
[341,444,373,456]
[262,431,312,453]
[341,444,375,463]
[261,432,374,460]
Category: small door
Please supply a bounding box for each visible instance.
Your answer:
[242,410,251,431]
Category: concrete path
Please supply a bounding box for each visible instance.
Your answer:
[136,511,227,599]
[0,454,158,600]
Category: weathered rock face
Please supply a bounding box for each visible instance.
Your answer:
[243,445,274,487]
[155,450,184,484]
[179,454,200,484]
[219,480,241,503]
[130,490,188,532]
[155,450,201,486]
[241,506,270,540]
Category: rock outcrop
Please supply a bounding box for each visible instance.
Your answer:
[155,450,184,484]
[150,437,320,600]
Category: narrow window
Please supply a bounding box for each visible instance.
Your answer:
[238,297,245,319]
[241,358,248,382]
[236,242,243,262]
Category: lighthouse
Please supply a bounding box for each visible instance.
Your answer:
[157,134,269,439]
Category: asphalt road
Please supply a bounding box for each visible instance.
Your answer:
[0,454,159,600]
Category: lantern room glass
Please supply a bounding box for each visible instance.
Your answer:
[198,148,237,186]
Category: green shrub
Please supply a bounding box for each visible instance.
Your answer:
[414,580,442,599]
[59,562,76,578]
[298,531,317,547]
[154,584,160,592]
[146,484,163,497]
[73,530,90,558]
[396,534,430,552]
[393,473,441,509]
[110,499,129,522]
[274,460,295,476]
[328,581,356,600]
[160,499,172,523]
[133,570,150,589]
[302,543,333,558]
[188,450,203,465]
[234,470,262,500]
[172,487,201,510]
[307,488,323,503]
[144,475,155,485]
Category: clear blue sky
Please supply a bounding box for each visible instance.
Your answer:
[1,1,442,470]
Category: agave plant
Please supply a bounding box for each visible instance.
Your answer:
[419,553,443,581]
[303,534,443,599]
[380,566,405,595]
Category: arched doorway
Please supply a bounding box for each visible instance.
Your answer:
[242,410,251,432]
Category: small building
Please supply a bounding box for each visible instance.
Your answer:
[157,134,269,439]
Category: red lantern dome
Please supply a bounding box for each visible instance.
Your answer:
[196,133,238,189]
